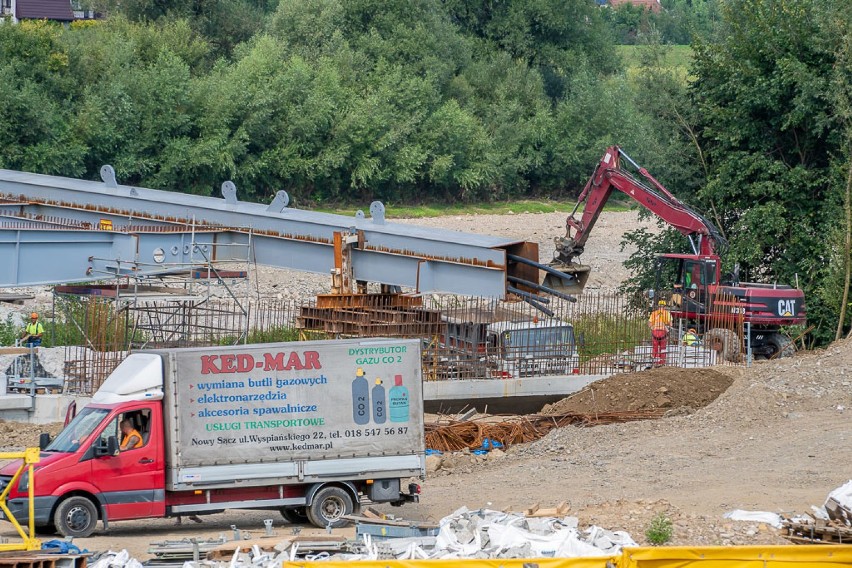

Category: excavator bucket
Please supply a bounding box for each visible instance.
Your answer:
[543,263,591,295]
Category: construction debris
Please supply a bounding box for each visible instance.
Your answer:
[92,550,144,568]
[719,481,852,545]
[140,508,637,567]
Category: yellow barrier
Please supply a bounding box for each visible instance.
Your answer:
[283,545,852,568]
[0,447,41,551]
[285,559,613,568]
[621,545,852,567]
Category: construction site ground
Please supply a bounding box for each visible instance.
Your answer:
[0,210,849,558]
[1,338,848,558]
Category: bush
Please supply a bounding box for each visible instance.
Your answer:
[645,512,673,545]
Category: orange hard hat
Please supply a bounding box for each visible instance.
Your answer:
[30,312,38,319]
[688,328,696,333]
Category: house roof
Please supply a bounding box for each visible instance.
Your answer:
[16,0,74,21]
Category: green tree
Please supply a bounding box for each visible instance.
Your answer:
[688,0,849,344]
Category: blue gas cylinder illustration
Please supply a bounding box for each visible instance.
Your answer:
[372,378,386,424]
[351,368,370,425]
[388,374,409,423]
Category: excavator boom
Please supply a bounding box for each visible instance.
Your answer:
[545,146,726,292]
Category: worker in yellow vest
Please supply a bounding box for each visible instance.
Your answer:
[648,300,672,366]
[683,328,700,347]
[21,312,44,347]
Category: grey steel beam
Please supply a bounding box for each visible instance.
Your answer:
[0,168,523,296]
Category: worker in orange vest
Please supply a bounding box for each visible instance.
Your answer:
[648,299,672,366]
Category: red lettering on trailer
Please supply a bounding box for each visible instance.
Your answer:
[263,351,322,371]
[219,354,236,373]
[236,354,254,372]
[201,355,220,374]
[303,351,321,370]
[204,351,323,374]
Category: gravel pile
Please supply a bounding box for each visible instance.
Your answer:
[0,420,63,450]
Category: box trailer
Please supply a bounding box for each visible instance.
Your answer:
[0,338,425,537]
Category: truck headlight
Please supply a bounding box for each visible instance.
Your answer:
[17,468,37,492]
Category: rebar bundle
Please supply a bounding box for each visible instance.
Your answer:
[424,410,666,452]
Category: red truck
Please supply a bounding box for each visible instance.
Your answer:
[0,338,424,537]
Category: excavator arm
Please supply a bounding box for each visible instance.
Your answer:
[546,146,726,291]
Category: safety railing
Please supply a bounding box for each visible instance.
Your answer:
[0,447,41,551]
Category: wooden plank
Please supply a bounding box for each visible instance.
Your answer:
[206,537,291,561]
[783,534,836,545]
[0,348,36,355]
[524,501,569,518]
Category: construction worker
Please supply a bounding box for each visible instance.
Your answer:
[648,300,672,366]
[21,312,44,347]
[119,419,143,451]
[683,328,700,347]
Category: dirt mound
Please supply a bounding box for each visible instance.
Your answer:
[541,367,733,415]
[0,420,64,450]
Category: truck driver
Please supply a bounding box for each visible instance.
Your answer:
[119,419,143,451]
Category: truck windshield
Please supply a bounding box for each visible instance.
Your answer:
[504,327,575,354]
[45,408,109,452]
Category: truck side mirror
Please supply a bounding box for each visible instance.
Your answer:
[39,432,50,450]
[95,436,120,457]
[107,436,119,456]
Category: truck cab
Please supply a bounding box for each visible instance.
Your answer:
[0,354,167,537]
[485,319,578,378]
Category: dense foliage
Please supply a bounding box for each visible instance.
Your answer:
[621,0,852,344]
[0,0,850,341]
[0,0,649,203]
[603,0,722,45]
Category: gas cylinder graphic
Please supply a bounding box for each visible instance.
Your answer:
[388,374,409,423]
[351,368,370,425]
[372,378,386,424]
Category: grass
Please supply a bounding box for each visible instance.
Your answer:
[617,44,693,71]
[645,512,674,545]
[574,313,648,361]
[216,326,328,346]
[314,198,635,219]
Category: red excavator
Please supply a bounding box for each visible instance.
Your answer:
[543,146,806,359]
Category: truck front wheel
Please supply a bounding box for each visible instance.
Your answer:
[54,496,98,538]
[307,487,353,528]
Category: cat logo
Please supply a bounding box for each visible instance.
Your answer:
[777,299,796,317]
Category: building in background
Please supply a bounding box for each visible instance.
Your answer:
[1,0,97,22]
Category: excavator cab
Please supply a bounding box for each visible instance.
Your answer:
[656,254,720,316]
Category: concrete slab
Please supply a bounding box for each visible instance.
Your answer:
[0,394,90,424]
[423,374,608,414]
[0,394,32,410]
